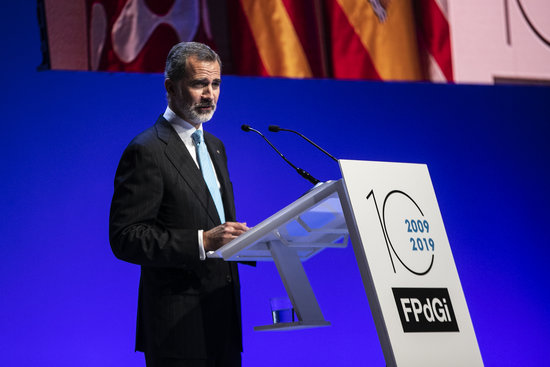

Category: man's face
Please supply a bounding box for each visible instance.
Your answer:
[166,56,221,126]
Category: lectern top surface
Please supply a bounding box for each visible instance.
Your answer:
[208,180,348,262]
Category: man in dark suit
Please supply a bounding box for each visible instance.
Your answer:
[109,42,249,367]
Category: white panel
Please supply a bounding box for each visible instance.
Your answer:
[339,160,483,367]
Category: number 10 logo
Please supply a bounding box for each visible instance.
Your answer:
[366,190,435,276]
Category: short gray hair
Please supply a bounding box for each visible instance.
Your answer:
[164,42,222,82]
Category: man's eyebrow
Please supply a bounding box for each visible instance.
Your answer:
[191,77,221,83]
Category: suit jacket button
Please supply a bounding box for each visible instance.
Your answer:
[226,275,232,283]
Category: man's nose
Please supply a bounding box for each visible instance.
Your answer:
[202,84,213,98]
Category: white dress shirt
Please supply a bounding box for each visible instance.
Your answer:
[163,106,221,260]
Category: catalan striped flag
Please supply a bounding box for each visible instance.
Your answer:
[229,0,325,78]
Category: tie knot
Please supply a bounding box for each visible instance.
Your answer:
[191,129,203,145]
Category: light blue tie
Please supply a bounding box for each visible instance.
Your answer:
[192,130,226,223]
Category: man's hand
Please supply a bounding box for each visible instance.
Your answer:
[203,222,249,252]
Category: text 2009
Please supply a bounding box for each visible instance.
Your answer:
[405,219,435,251]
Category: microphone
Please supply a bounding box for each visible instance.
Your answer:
[241,124,320,185]
[268,125,338,162]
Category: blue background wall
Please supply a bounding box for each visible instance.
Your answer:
[1,3,549,366]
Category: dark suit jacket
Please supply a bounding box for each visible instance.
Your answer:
[109,116,241,359]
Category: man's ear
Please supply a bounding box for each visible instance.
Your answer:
[164,78,174,96]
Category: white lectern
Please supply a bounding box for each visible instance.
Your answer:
[209,179,348,331]
[210,160,483,366]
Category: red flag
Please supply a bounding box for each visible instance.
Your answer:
[414,0,454,82]
[87,0,215,72]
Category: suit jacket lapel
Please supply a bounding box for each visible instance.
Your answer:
[155,117,221,225]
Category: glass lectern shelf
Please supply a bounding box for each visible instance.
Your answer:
[208,180,349,262]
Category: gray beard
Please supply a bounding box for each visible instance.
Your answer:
[184,103,216,124]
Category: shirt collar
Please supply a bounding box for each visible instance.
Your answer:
[163,106,203,141]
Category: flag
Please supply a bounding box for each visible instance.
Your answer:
[230,0,454,81]
[228,0,326,78]
[38,0,214,72]
[325,0,422,80]
[86,0,215,72]
[38,0,454,81]
[414,0,454,82]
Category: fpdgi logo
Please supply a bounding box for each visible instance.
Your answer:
[392,288,459,332]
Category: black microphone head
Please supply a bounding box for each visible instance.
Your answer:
[241,124,251,132]
[268,125,280,132]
